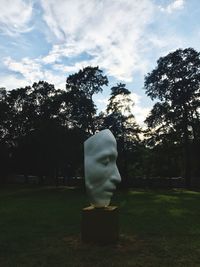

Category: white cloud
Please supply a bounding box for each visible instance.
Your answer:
[0,0,33,36]
[95,97,109,106]
[147,34,185,60]
[3,57,66,89]
[4,57,43,83]
[0,74,29,90]
[42,70,66,89]
[159,0,185,14]
[42,43,84,64]
[132,104,151,126]
[40,0,186,82]
[130,93,151,126]
[53,62,93,74]
[40,0,155,81]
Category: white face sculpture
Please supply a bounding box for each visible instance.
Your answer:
[84,129,121,207]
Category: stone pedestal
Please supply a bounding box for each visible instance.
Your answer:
[81,206,119,244]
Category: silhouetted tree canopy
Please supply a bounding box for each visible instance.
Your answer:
[65,66,108,134]
[144,48,200,187]
[0,58,200,188]
[100,83,141,184]
[66,66,108,99]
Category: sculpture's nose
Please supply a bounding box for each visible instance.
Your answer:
[111,165,121,185]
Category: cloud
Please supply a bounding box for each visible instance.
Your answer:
[130,93,151,126]
[42,43,84,64]
[1,0,190,123]
[53,62,93,75]
[40,0,155,81]
[147,34,186,59]
[0,0,33,36]
[95,97,109,106]
[40,0,187,82]
[159,0,185,14]
[4,57,43,83]
[2,0,186,89]
[132,104,151,126]
[0,74,29,90]
[3,57,66,89]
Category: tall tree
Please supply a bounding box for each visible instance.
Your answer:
[58,88,96,134]
[144,48,200,187]
[65,66,108,134]
[102,83,140,183]
[105,83,140,140]
[0,81,66,180]
[66,66,108,99]
[0,81,60,144]
[0,86,33,146]
[0,88,9,141]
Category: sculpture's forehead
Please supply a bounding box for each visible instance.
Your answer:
[84,130,116,155]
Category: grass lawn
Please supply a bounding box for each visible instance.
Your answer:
[0,185,200,267]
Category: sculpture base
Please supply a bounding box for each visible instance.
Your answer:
[81,206,119,244]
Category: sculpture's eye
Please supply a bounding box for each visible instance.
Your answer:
[101,157,110,166]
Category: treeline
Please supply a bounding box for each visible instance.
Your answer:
[0,48,200,188]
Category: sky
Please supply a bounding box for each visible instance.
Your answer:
[1,0,200,126]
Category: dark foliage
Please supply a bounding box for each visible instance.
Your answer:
[1,54,200,188]
[144,48,200,187]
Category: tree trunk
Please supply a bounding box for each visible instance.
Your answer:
[184,140,191,188]
[183,120,191,188]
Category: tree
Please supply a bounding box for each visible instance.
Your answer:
[144,48,200,187]
[0,81,61,143]
[66,66,108,99]
[58,88,96,134]
[0,88,9,140]
[102,83,140,184]
[0,67,109,183]
[66,66,108,134]
[0,81,68,181]
[0,88,10,182]
[105,83,139,136]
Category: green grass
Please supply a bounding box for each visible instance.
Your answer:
[0,185,200,267]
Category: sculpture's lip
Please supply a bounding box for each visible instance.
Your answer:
[105,186,116,192]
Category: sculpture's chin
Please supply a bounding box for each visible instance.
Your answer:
[92,204,108,208]
[89,191,113,208]
[91,198,111,208]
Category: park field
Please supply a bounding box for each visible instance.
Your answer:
[0,185,200,267]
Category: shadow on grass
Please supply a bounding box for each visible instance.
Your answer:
[0,186,200,266]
